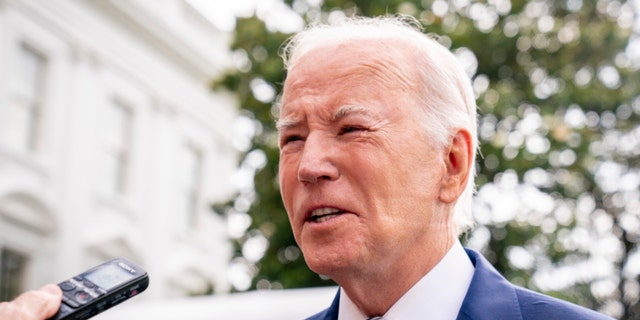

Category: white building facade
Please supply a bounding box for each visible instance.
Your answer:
[0,0,238,302]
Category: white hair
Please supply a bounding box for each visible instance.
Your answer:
[280,15,478,235]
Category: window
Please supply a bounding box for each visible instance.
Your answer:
[99,99,132,195]
[3,44,47,152]
[176,145,202,227]
[0,248,29,302]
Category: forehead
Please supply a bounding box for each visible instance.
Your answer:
[284,38,417,91]
[280,39,420,117]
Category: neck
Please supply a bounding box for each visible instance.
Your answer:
[337,234,457,317]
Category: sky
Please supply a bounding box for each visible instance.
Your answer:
[187,0,304,33]
[187,0,258,31]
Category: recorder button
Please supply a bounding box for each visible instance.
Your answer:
[83,279,96,288]
[59,303,73,313]
[62,294,80,308]
[59,281,75,291]
[74,290,91,304]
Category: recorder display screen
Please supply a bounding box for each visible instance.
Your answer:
[85,264,134,290]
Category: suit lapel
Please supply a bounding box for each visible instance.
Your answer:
[307,250,524,320]
[456,249,523,320]
[306,289,340,320]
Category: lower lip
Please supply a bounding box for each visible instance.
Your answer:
[311,213,343,223]
[305,212,354,228]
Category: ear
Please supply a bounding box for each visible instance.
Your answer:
[439,129,473,204]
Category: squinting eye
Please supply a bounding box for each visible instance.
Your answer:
[282,135,302,145]
[339,126,365,135]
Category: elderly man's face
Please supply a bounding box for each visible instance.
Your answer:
[277,40,455,279]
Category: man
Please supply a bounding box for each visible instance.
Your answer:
[276,15,611,320]
[0,15,612,320]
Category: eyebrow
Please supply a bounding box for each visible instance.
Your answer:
[275,117,298,132]
[331,105,375,122]
[276,105,376,132]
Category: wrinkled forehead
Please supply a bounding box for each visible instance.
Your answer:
[278,39,428,132]
[282,38,420,98]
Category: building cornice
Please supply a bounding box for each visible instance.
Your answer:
[86,0,230,82]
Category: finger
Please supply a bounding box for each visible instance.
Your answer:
[0,284,62,320]
[36,284,63,318]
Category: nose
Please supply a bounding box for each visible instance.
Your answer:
[297,133,339,184]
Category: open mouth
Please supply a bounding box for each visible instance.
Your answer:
[308,207,346,223]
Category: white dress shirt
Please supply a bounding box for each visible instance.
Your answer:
[338,240,475,320]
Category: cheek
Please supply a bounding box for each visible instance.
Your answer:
[278,153,298,184]
[372,146,445,211]
[278,159,301,222]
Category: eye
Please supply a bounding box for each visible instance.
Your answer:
[339,125,366,135]
[281,134,303,146]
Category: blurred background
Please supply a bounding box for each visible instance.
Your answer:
[0,0,638,319]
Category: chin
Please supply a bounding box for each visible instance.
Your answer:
[306,261,342,279]
[302,246,356,278]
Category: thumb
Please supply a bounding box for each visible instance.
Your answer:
[36,284,63,318]
[0,284,62,320]
[40,284,62,297]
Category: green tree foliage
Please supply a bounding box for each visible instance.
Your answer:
[215,0,640,318]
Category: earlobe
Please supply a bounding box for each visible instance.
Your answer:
[439,129,473,204]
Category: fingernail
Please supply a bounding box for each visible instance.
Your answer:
[40,284,61,295]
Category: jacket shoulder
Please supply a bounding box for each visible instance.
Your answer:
[515,287,612,320]
[458,249,613,320]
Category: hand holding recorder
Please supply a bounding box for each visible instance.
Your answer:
[0,284,62,320]
[0,258,148,320]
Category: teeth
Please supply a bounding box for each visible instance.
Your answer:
[310,208,341,218]
[315,215,335,223]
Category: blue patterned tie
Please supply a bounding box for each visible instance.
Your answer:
[367,317,384,320]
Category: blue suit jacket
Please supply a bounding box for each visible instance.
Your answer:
[306,249,612,320]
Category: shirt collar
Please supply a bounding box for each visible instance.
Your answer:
[338,240,475,320]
